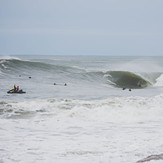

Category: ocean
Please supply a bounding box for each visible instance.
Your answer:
[0,55,163,163]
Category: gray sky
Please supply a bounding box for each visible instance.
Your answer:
[0,0,163,55]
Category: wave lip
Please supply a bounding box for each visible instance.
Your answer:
[106,71,151,89]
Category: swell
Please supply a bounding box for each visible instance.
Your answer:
[0,59,84,74]
[0,59,105,83]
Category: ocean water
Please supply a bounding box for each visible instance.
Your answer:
[0,55,163,163]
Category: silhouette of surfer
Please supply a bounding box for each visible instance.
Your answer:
[53,83,67,86]
[122,88,131,91]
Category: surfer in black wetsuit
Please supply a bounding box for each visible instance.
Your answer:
[122,88,131,91]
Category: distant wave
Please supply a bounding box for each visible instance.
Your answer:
[0,58,83,73]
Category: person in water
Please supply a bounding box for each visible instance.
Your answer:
[17,86,19,91]
[14,85,17,91]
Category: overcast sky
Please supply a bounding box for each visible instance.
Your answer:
[0,0,163,56]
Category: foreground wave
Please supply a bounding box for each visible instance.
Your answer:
[1,94,163,123]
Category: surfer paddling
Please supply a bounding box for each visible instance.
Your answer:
[53,83,67,86]
[122,88,132,91]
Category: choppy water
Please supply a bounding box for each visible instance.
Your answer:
[0,55,163,163]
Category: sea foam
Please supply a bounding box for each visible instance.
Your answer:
[1,94,163,123]
[154,74,163,86]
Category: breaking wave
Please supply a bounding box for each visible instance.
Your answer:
[105,71,151,89]
[0,58,162,88]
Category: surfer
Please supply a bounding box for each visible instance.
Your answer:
[53,83,67,86]
[137,81,142,88]
[122,88,131,91]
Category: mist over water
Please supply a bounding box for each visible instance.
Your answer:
[1,56,163,163]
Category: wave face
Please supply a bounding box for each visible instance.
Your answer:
[0,58,75,73]
[106,71,151,89]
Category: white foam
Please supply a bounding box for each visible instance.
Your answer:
[1,95,163,163]
[154,74,163,86]
[3,94,163,123]
[0,70,3,76]
[0,55,21,60]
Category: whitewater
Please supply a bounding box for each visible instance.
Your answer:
[0,55,163,163]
